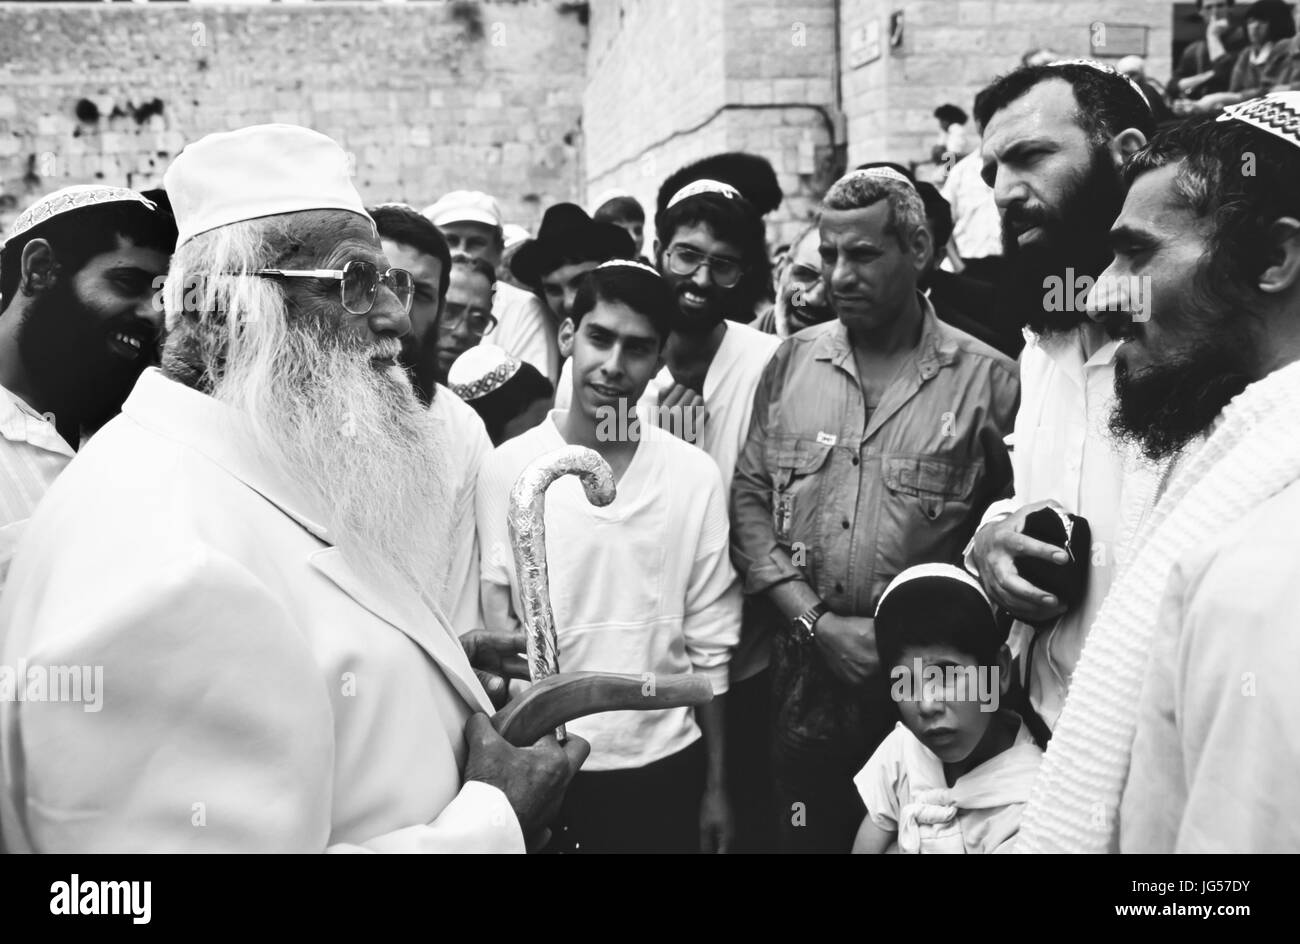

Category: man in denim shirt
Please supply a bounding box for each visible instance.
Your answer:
[731,168,1019,853]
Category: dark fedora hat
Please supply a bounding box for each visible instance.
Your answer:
[510,202,635,289]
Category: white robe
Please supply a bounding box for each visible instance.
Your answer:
[0,369,522,853]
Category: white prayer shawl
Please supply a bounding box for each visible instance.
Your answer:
[1017,358,1300,853]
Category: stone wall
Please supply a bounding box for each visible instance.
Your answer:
[0,1,589,233]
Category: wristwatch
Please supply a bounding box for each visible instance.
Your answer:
[792,602,829,644]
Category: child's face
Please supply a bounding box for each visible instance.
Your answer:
[560,299,663,424]
[893,643,1010,765]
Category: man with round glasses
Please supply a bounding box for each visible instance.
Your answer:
[0,124,586,852]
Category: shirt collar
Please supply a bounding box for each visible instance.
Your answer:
[120,368,331,542]
[814,293,959,378]
[0,383,76,457]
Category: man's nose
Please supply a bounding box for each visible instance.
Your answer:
[367,288,411,340]
[689,264,711,288]
[1083,264,1139,325]
[136,289,165,333]
[993,169,1029,212]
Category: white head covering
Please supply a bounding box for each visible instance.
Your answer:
[1046,58,1152,115]
[595,258,660,276]
[423,190,502,229]
[2,185,157,249]
[164,124,370,248]
[448,343,521,401]
[501,223,530,252]
[876,562,995,617]
[666,178,741,208]
[838,166,916,191]
[1218,91,1300,148]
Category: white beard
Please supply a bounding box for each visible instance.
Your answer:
[213,312,450,600]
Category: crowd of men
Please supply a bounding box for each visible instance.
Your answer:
[0,52,1297,853]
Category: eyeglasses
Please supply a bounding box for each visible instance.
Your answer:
[252,260,414,316]
[663,245,745,288]
[441,302,498,338]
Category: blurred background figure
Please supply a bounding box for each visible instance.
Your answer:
[754,220,833,338]
[1180,0,1294,113]
[591,190,648,259]
[1171,0,1245,104]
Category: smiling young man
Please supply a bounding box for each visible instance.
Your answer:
[967,61,1159,738]
[476,261,741,853]
[1018,97,1300,853]
[0,186,175,583]
[731,167,1018,853]
[371,204,492,635]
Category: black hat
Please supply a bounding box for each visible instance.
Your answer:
[510,203,635,290]
[655,152,784,219]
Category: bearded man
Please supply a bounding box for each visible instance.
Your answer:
[0,187,175,582]
[0,124,585,852]
[1020,95,1300,853]
[967,61,1159,737]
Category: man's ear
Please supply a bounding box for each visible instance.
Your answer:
[910,224,933,277]
[1109,127,1148,166]
[1258,217,1300,295]
[19,239,60,294]
[997,644,1013,696]
[652,237,663,266]
[557,317,576,358]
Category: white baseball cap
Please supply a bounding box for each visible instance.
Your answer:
[422,190,502,229]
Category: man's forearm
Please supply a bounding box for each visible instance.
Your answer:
[696,697,727,790]
[765,569,822,621]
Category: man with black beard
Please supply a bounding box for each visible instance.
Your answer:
[1019,96,1300,853]
[967,62,1158,737]
[0,186,174,583]
[0,125,586,852]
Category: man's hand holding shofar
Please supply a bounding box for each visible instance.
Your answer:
[970,498,1071,624]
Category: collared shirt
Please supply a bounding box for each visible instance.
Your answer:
[941,150,1003,263]
[0,383,76,585]
[966,323,1154,731]
[731,299,1019,748]
[492,282,559,385]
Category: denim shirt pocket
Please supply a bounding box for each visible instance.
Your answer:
[881,454,979,522]
[766,435,835,547]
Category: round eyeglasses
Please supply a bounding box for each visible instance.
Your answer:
[253,260,415,316]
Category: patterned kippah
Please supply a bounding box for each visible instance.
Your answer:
[595,259,660,276]
[667,179,741,208]
[447,343,521,402]
[3,185,157,248]
[838,166,916,190]
[1218,92,1300,149]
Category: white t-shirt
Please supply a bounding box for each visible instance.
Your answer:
[475,410,741,770]
[554,321,780,494]
[941,149,1003,263]
[428,384,492,634]
[0,383,75,585]
[492,282,559,386]
[854,716,1043,854]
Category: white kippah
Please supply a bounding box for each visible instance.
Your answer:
[1218,91,1300,149]
[667,178,741,208]
[876,562,995,617]
[447,343,521,402]
[3,185,157,248]
[595,258,660,276]
[837,166,916,191]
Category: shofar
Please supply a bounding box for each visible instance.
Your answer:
[492,445,712,746]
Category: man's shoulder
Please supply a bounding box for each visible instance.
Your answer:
[937,317,1017,377]
[430,384,488,437]
[481,417,556,480]
[492,281,543,317]
[728,319,783,356]
[639,422,723,479]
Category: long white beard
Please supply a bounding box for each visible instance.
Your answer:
[213,314,450,600]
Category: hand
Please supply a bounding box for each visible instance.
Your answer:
[813,614,880,686]
[657,383,707,444]
[462,713,589,846]
[970,499,1071,623]
[461,629,529,710]
[699,785,733,854]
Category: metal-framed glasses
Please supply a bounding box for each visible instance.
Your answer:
[663,244,745,288]
[441,301,498,338]
[253,260,414,315]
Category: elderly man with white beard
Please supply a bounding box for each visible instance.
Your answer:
[0,124,586,853]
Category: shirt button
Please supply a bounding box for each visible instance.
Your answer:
[835,582,844,594]
[841,519,850,529]
[851,456,860,466]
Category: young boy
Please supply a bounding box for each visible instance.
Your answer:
[475,260,741,854]
[852,563,1043,854]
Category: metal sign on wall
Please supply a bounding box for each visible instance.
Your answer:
[848,18,882,68]
[1089,22,1149,58]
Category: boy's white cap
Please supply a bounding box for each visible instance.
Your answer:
[423,190,502,229]
[164,124,370,248]
[876,562,994,616]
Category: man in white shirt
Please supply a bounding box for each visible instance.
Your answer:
[477,261,740,853]
[1,125,585,852]
[967,61,1157,734]
[372,203,492,634]
[0,186,175,582]
[423,190,561,384]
